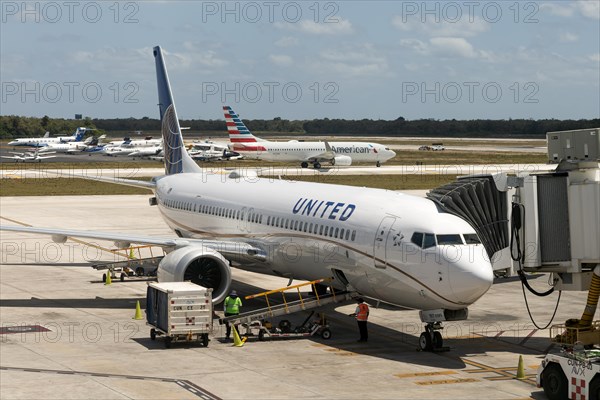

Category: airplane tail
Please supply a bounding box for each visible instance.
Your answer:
[154,46,201,175]
[223,106,265,144]
[74,127,87,142]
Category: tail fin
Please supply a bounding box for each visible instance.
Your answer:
[153,46,201,175]
[223,106,263,144]
[74,127,87,142]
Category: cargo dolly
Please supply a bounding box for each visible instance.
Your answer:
[92,245,165,282]
[220,278,355,341]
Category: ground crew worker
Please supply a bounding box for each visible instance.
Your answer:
[224,290,242,340]
[350,297,369,342]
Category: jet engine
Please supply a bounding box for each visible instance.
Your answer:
[332,155,352,166]
[157,246,232,303]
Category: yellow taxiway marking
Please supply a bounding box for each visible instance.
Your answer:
[415,378,479,385]
[395,371,457,378]
[463,359,537,386]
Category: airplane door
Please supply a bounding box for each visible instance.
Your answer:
[373,216,397,269]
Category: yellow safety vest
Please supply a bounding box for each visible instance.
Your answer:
[225,296,242,314]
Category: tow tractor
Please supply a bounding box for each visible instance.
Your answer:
[537,318,600,400]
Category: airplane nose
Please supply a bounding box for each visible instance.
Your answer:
[447,248,494,305]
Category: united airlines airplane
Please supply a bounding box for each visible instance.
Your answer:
[0,46,493,351]
[224,106,397,168]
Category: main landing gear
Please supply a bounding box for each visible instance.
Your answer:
[418,322,448,352]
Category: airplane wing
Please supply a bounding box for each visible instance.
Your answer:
[0,225,267,264]
[304,141,335,162]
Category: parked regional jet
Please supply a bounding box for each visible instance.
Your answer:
[224,106,396,168]
[0,46,493,351]
[8,127,89,147]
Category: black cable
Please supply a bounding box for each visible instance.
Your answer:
[510,201,561,329]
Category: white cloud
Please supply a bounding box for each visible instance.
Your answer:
[575,0,600,19]
[392,15,489,38]
[310,43,389,77]
[274,36,299,47]
[540,3,574,17]
[400,37,495,61]
[590,53,600,63]
[559,32,579,43]
[269,54,293,66]
[430,37,478,58]
[275,18,353,35]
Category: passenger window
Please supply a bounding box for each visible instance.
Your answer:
[436,234,463,245]
[340,228,345,239]
[351,230,356,241]
[423,233,436,249]
[309,223,313,233]
[411,232,423,248]
[463,234,481,244]
[324,226,329,236]
[267,216,271,225]
[334,227,339,238]
[319,225,323,235]
[345,230,350,240]
[294,221,299,231]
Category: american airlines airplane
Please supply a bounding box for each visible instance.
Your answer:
[224,106,397,169]
[8,127,89,147]
[0,46,493,351]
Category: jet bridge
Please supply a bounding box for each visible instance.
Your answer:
[426,128,600,289]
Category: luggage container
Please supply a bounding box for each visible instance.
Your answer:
[146,282,213,348]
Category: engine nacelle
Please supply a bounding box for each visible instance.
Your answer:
[157,246,232,304]
[332,155,352,166]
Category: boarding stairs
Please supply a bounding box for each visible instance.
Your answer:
[220,278,355,327]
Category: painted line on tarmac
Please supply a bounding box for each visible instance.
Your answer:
[0,366,221,399]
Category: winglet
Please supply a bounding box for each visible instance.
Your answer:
[154,46,201,175]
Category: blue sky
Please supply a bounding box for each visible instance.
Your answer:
[1,1,599,120]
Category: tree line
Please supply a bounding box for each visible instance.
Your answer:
[1,115,598,139]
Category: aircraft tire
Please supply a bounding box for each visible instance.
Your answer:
[419,332,432,351]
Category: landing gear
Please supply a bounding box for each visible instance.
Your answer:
[313,162,321,169]
[301,162,308,168]
[418,322,446,352]
[376,161,381,167]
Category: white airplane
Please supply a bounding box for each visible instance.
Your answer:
[127,145,163,158]
[40,134,106,154]
[188,140,241,161]
[0,46,493,351]
[8,127,89,147]
[1,149,56,162]
[224,106,397,169]
[102,136,163,156]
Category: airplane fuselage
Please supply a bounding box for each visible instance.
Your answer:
[233,141,396,164]
[153,172,493,311]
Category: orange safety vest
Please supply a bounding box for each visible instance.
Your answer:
[356,303,369,321]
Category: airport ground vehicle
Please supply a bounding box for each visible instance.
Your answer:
[146,282,213,348]
[247,311,332,341]
[537,344,600,400]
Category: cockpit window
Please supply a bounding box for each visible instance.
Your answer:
[436,234,463,245]
[410,232,423,247]
[463,233,481,244]
[411,232,436,249]
[423,233,436,249]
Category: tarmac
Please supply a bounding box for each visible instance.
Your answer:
[0,194,585,399]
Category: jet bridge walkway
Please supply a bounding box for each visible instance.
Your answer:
[220,278,355,328]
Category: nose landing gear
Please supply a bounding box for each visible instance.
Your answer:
[418,322,448,352]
